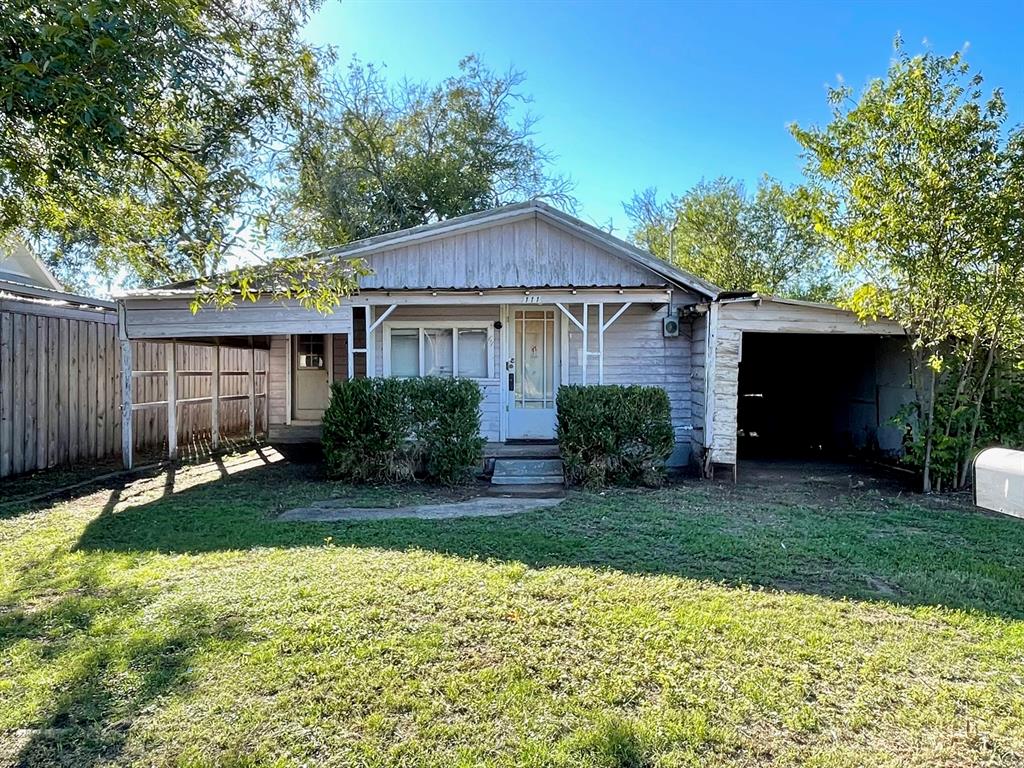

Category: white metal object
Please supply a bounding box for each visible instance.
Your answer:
[974,448,1024,519]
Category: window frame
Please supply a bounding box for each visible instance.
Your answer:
[295,333,326,371]
[382,320,495,380]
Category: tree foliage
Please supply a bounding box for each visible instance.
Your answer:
[792,39,1024,491]
[625,176,838,300]
[0,0,360,309]
[269,55,575,250]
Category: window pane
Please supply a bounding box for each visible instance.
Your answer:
[457,329,488,378]
[297,335,324,369]
[423,328,453,377]
[390,329,419,377]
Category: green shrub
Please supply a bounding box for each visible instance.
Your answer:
[321,377,484,485]
[408,378,486,484]
[321,378,414,482]
[557,384,675,489]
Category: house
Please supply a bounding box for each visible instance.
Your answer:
[115,201,912,475]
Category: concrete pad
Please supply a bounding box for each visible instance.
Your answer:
[278,496,565,522]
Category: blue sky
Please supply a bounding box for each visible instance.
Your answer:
[303,0,1024,235]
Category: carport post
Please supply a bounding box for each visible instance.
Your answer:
[210,342,220,450]
[248,338,256,440]
[118,301,133,469]
[166,341,177,460]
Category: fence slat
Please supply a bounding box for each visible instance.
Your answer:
[0,312,12,476]
[23,314,37,471]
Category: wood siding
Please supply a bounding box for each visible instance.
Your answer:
[358,217,663,290]
[562,303,693,462]
[122,297,353,340]
[0,300,266,479]
[689,313,707,460]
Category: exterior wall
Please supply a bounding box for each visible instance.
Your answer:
[689,313,708,462]
[122,297,353,340]
[268,335,288,426]
[708,299,907,466]
[371,305,502,441]
[358,216,661,290]
[561,302,693,465]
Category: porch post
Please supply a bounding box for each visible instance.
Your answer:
[248,339,256,440]
[581,303,589,385]
[166,341,177,459]
[117,300,133,469]
[120,341,133,470]
[210,342,220,450]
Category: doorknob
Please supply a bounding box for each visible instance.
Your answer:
[506,358,515,391]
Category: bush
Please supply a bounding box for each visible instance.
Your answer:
[322,377,485,485]
[557,385,675,489]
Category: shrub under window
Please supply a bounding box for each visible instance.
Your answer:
[322,377,485,485]
[557,384,675,489]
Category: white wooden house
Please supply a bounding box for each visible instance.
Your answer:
[115,201,913,475]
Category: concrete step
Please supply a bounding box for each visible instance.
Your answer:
[492,458,563,477]
[487,483,565,499]
[491,474,564,485]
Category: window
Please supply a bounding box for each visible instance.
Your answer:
[385,324,492,379]
[390,329,419,377]
[458,329,488,378]
[296,334,325,369]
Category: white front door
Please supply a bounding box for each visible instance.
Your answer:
[507,307,559,439]
[292,334,330,420]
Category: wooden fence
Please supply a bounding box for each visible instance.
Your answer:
[0,298,267,479]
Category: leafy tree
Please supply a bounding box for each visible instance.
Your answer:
[791,40,1024,491]
[625,176,838,300]
[1,0,359,309]
[269,55,575,250]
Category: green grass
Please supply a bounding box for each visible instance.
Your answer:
[1,448,1023,767]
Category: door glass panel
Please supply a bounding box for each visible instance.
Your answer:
[515,309,555,409]
[423,328,453,377]
[390,328,419,377]
[457,329,488,378]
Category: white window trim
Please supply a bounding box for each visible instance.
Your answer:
[382,320,495,380]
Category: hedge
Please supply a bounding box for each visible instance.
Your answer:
[556,384,675,489]
[321,377,485,485]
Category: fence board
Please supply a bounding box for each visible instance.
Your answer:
[0,302,269,478]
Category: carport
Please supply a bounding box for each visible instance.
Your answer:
[698,294,913,477]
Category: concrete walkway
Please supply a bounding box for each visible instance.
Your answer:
[278,495,565,522]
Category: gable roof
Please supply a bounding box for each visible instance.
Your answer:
[131,201,720,299]
[312,201,720,298]
[0,238,62,290]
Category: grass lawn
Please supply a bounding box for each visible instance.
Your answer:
[1,449,1023,767]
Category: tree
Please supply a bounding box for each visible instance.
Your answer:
[1,0,357,309]
[625,176,838,300]
[269,55,575,250]
[791,40,1024,492]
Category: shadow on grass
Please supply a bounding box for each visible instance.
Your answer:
[1,556,252,766]
[69,457,1024,621]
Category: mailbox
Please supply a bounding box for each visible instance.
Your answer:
[974,448,1024,519]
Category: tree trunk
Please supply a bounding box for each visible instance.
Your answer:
[921,366,937,494]
[957,344,998,489]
